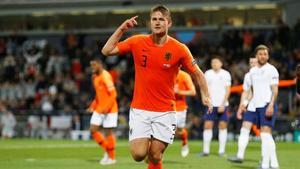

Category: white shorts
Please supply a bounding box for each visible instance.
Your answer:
[176,110,187,128]
[129,108,177,144]
[2,127,14,137]
[90,112,118,128]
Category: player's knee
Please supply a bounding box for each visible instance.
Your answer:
[148,152,162,164]
[89,126,98,133]
[131,152,147,162]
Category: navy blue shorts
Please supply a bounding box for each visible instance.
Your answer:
[204,107,228,122]
[256,103,278,128]
[243,110,258,124]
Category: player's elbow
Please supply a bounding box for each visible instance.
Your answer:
[191,90,196,96]
[101,47,110,56]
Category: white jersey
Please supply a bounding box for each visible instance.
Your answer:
[243,72,255,111]
[205,69,232,107]
[249,63,279,108]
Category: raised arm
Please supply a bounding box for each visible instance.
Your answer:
[101,16,138,56]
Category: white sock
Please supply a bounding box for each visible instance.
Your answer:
[266,133,279,168]
[203,129,212,154]
[218,129,227,154]
[237,127,250,159]
[261,132,271,169]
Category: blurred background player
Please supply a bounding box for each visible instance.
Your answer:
[228,57,258,163]
[174,69,196,157]
[248,45,279,169]
[199,57,231,157]
[0,108,16,139]
[101,5,211,169]
[87,58,118,165]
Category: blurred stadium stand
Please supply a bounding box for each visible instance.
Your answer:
[0,0,299,141]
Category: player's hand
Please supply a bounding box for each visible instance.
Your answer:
[86,108,93,113]
[119,16,138,32]
[266,104,274,117]
[203,97,213,114]
[236,104,246,120]
[217,105,225,113]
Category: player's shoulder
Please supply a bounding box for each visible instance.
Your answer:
[102,70,112,79]
[265,63,278,72]
[127,34,150,42]
[168,36,187,49]
[205,69,213,75]
[249,66,258,74]
[221,69,231,75]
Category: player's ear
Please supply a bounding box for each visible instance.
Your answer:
[168,20,172,28]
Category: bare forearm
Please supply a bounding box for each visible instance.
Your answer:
[269,85,278,105]
[101,27,124,56]
[177,89,196,96]
[191,69,210,98]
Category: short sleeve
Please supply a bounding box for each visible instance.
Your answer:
[117,36,136,55]
[270,67,279,85]
[103,74,115,92]
[243,73,251,91]
[180,44,197,73]
[225,71,232,86]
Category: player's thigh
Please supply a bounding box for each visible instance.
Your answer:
[129,108,152,141]
[176,110,187,128]
[257,104,278,130]
[129,138,150,158]
[243,111,256,128]
[204,107,218,129]
[103,113,118,128]
[152,112,177,144]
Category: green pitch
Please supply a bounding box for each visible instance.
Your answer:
[0,139,298,169]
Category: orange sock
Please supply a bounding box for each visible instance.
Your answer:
[106,134,116,159]
[92,132,107,150]
[181,128,188,146]
[252,125,260,137]
[147,161,162,169]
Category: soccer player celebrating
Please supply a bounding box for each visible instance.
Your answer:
[248,45,279,169]
[101,5,212,169]
[174,69,196,157]
[228,57,258,163]
[87,59,118,165]
[199,57,231,157]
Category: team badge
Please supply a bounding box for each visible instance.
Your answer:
[165,52,172,61]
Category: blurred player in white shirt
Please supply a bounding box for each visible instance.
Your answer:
[199,57,231,157]
[228,57,258,163]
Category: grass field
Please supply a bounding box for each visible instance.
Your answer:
[0,139,298,169]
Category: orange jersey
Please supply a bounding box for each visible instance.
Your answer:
[175,70,195,111]
[89,70,118,114]
[117,34,197,112]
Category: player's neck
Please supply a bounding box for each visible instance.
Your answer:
[152,33,168,46]
[213,68,221,73]
[258,62,268,68]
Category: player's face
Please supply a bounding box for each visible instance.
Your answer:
[256,49,269,66]
[150,11,171,36]
[90,61,103,74]
[249,58,258,68]
[211,58,222,71]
